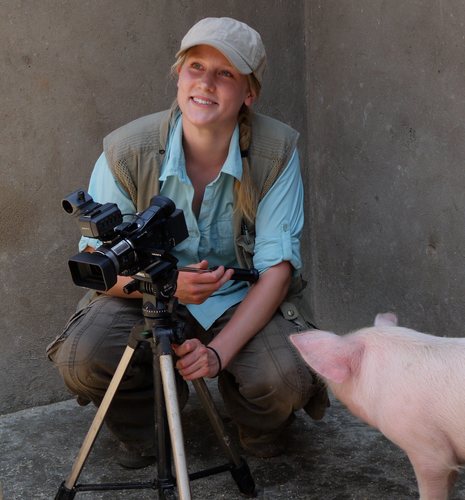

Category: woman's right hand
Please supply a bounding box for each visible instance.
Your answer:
[175,260,234,304]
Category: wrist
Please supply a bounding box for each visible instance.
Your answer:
[206,345,222,377]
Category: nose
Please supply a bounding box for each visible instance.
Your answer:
[199,71,215,91]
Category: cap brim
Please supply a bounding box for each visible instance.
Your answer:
[176,40,253,75]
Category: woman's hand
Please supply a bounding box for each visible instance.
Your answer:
[173,261,292,379]
[175,260,234,304]
[173,338,221,380]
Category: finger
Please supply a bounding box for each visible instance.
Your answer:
[186,270,225,285]
[173,338,198,357]
[189,268,234,300]
[223,267,235,281]
[200,265,233,283]
[185,260,208,270]
[208,265,225,279]
[177,352,209,379]
[179,360,207,379]
[214,267,235,288]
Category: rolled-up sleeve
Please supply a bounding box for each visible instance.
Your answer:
[253,148,304,273]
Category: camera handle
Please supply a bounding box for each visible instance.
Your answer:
[55,262,256,499]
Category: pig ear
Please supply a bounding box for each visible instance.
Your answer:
[374,312,398,327]
[290,331,362,384]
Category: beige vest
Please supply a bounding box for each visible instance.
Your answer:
[103,109,314,326]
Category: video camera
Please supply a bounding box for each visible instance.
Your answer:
[62,190,188,291]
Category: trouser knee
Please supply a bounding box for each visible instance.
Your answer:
[48,294,145,399]
[218,312,315,431]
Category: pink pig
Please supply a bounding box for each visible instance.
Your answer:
[290,313,465,500]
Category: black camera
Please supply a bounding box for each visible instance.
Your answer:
[63,190,188,291]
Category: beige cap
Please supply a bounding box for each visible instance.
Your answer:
[176,17,266,85]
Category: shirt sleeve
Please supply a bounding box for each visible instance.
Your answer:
[78,153,136,251]
[252,148,304,273]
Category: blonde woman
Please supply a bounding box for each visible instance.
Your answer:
[48,17,328,468]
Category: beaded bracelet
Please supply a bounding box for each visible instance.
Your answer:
[206,345,222,377]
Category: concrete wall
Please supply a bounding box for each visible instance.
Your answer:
[0,0,306,413]
[1,0,464,413]
[305,1,465,334]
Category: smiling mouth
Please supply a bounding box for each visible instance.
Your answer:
[191,97,216,105]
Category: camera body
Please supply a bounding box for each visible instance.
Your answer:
[62,189,123,240]
[63,190,188,291]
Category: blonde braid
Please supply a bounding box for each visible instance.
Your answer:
[235,105,258,223]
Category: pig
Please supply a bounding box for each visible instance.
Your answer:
[290,313,465,500]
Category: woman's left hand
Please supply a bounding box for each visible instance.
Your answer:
[173,339,221,380]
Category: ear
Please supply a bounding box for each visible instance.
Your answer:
[290,331,363,384]
[374,312,398,327]
[176,64,182,86]
[244,90,256,107]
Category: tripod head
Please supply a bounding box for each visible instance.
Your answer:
[123,252,179,299]
[121,251,186,346]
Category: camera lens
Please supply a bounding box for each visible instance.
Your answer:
[62,200,74,213]
[68,252,118,291]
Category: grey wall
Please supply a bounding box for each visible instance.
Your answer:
[0,0,305,413]
[1,0,464,414]
[306,1,465,334]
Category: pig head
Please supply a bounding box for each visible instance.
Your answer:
[290,313,465,500]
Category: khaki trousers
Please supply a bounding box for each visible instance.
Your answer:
[47,293,323,449]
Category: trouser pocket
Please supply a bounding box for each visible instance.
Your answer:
[46,299,93,361]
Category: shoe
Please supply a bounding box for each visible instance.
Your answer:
[303,377,330,420]
[76,395,91,406]
[116,443,157,469]
[239,430,285,458]
[238,415,295,458]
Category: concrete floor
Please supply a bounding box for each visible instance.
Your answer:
[1,383,464,500]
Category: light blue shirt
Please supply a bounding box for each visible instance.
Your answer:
[80,115,304,328]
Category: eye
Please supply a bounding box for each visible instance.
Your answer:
[190,62,203,71]
[219,69,234,78]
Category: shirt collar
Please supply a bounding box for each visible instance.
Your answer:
[160,115,243,182]
[221,125,242,180]
[160,114,188,183]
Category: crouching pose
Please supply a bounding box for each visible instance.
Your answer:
[47,17,328,468]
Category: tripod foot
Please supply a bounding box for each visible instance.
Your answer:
[230,458,257,497]
[55,481,76,499]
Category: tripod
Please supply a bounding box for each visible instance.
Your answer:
[55,257,256,499]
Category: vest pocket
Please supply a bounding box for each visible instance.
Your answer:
[235,233,255,269]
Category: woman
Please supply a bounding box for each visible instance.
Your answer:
[47,17,328,468]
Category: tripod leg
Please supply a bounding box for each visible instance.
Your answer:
[192,379,242,464]
[159,353,192,500]
[56,345,136,497]
[192,379,256,497]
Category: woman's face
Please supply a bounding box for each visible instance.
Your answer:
[177,45,255,132]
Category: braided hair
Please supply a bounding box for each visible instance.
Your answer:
[235,104,257,223]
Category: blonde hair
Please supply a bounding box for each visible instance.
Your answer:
[234,105,257,223]
[171,50,261,223]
